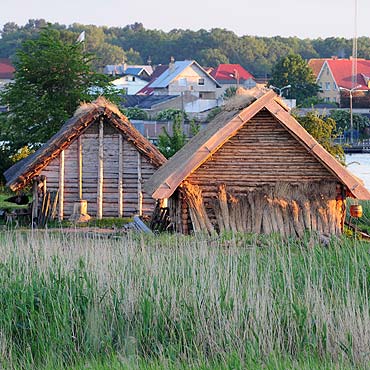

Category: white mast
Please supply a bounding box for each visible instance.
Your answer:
[351,0,358,88]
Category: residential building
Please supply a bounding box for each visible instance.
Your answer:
[103,64,153,78]
[210,64,256,96]
[138,60,222,114]
[0,58,15,90]
[315,58,370,104]
[111,73,149,95]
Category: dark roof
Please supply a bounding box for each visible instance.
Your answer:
[137,65,169,95]
[144,88,370,201]
[0,58,15,79]
[5,97,166,191]
[121,95,178,109]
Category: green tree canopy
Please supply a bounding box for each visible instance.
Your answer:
[158,114,187,158]
[329,110,370,135]
[294,111,345,163]
[269,54,319,104]
[0,27,119,154]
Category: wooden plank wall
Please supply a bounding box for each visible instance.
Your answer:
[187,109,338,196]
[41,120,158,218]
[182,109,343,235]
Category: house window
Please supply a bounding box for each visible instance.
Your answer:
[125,76,129,81]
[198,78,205,85]
[325,82,331,91]
[333,81,337,90]
[132,76,136,82]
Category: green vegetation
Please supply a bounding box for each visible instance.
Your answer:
[295,111,345,163]
[0,231,368,369]
[269,54,319,104]
[0,192,28,210]
[155,109,187,122]
[122,107,149,121]
[158,114,187,158]
[330,110,370,138]
[47,217,133,229]
[3,20,370,77]
[0,27,119,155]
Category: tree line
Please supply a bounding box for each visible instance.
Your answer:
[1,20,370,76]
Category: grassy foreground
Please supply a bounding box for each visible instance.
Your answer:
[0,231,369,369]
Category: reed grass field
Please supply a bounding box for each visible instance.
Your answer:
[0,231,369,369]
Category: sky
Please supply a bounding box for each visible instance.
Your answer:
[1,0,368,39]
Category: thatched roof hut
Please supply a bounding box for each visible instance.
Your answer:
[145,88,370,236]
[5,97,166,220]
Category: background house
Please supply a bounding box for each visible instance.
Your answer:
[103,63,153,78]
[144,89,370,236]
[210,64,256,97]
[316,58,370,104]
[4,98,166,220]
[139,60,222,115]
[0,58,14,90]
[112,72,150,95]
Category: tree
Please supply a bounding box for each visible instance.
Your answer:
[294,111,345,163]
[155,109,188,121]
[122,107,148,120]
[0,27,119,154]
[269,54,319,104]
[158,114,187,158]
[330,110,370,138]
[198,48,229,67]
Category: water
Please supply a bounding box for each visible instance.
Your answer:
[345,153,370,190]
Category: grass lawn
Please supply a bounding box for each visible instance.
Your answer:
[0,192,29,210]
[0,231,368,369]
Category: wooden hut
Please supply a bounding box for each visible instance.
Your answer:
[4,97,166,221]
[144,89,370,236]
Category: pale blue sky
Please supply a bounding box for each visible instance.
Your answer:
[1,0,368,39]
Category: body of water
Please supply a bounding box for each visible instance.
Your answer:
[345,153,370,190]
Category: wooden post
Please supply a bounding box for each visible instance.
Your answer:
[97,118,104,219]
[137,152,143,216]
[31,179,39,222]
[41,175,47,198]
[58,150,65,220]
[118,134,123,217]
[77,136,83,200]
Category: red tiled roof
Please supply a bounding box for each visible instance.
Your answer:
[327,59,370,90]
[0,58,15,79]
[137,64,169,95]
[308,59,327,78]
[210,64,254,82]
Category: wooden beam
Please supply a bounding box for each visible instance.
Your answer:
[31,179,39,222]
[77,136,83,200]
[137,152,143,216]
[118,134,123,217]
[97,118,104,219]
[58,150,65,220]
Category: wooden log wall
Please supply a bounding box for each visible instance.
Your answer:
[179,109,346,236]
[39,119,158,218]
[187,109,338,196]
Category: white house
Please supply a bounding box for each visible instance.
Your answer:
[141,60,222,114]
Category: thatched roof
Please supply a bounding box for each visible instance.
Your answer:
[5,97,166,191]
[144,88,370,201]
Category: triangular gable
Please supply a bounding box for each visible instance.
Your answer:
[5,98,166,191]
[145,90,370,200]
